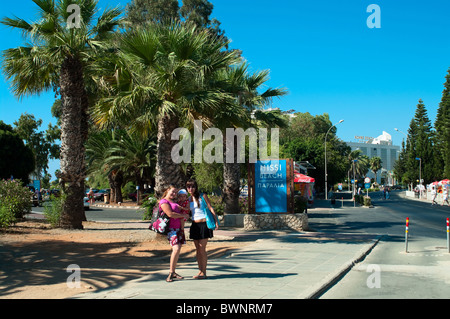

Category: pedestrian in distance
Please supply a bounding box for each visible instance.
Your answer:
[431,185,438,205]
[442,186,449,206]
[186,179,219,279]
[88,188,95,204]
[159,185,188,282]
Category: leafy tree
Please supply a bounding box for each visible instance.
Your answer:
[1,0,122,229]
[405,100,439,185]
[13,113,59,179]
[435,68,450,178]
[126,0,180,25]
[0,121,35,183]
[126,0,225,38]
[280,112,350,193]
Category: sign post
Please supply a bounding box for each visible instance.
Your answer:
[364,177,371,197]
[405,217,409,253]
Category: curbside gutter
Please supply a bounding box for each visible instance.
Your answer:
[302,235,383,299]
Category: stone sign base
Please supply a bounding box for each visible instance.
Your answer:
[244,213,308,231]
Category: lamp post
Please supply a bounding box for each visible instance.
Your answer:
[415,157,422,199]
[394,127,413,149]
[352,159,358,207]
[325,119,344,200]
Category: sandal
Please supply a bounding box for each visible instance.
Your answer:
[193,274,208,279]
[166,272,184,282]
[172,272,184,279]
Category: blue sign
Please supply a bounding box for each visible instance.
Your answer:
[365,183,371,189]
[255,160,287,213]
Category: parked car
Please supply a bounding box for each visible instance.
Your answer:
[94,189,110,201]
[128,188,153,201]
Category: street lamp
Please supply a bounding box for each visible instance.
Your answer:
[415,157,422,199]
[394,128,411,148]
[325,119,344,200]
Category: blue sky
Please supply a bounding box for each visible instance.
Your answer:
[1,0,449,179]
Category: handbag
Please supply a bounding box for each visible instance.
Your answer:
[201,193,219,230]
[149,203,170,235]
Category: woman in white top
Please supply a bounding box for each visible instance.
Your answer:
[186,179,218,279]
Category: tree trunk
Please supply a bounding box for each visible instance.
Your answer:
[155,114,186,197]
[107,170,123,203]
[222,136,240,214]
[58,56,89,229]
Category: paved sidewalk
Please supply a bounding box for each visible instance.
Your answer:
[74,229,380,299]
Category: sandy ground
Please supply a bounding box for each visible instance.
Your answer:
[0,219,249,299]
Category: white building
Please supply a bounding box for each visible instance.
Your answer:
[347,131,400,185]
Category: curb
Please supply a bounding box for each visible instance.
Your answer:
[92,204,141,210]
[303,235,383,299]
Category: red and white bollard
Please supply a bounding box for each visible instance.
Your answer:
[446,218,449,254]
[405,217,409,253]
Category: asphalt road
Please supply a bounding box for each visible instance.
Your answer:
[30,204,145,222]
[314,191,450,299]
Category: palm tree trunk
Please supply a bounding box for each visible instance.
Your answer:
[108,170,123,203]
[155,114,186,197]
[58,56,88,229]
[222,136,241,214]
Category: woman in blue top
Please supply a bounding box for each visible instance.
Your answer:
[186,179,219,279]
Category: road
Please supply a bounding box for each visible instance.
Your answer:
[312,191,450,299]
[30,204,145,222]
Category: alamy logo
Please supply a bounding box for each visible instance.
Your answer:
[367,4,381,29]
[67,4,81,29]
[66,264,81,288]
[366,264,381,289]
[171,120,279,164]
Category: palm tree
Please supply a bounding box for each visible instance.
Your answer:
[85,129,124,204]
[369,156,382,184]
[217,64,287,213]
[348,150,370,180]
[91,21,240,196]
[106,131,156,204]
[1,0,122,229]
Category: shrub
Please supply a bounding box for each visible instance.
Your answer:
[0,203,16,229]
[294,195,307,214]
[0,179,31,220]
[208,195,224,215]
[363,196,372,207]
[354,194,371,206]
[140,195,158,220]
[43,193,66,228]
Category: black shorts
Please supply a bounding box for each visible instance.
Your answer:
[189,221,213,240]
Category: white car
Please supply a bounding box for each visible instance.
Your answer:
[83,196,90,210]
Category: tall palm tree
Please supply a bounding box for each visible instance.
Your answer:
[348,150,370,180]
[217,64,287,213]
[1,0,122,229]
[369,156,382,184]
[91,22,240,196]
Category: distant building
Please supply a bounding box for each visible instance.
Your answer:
[347,131,400,185]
